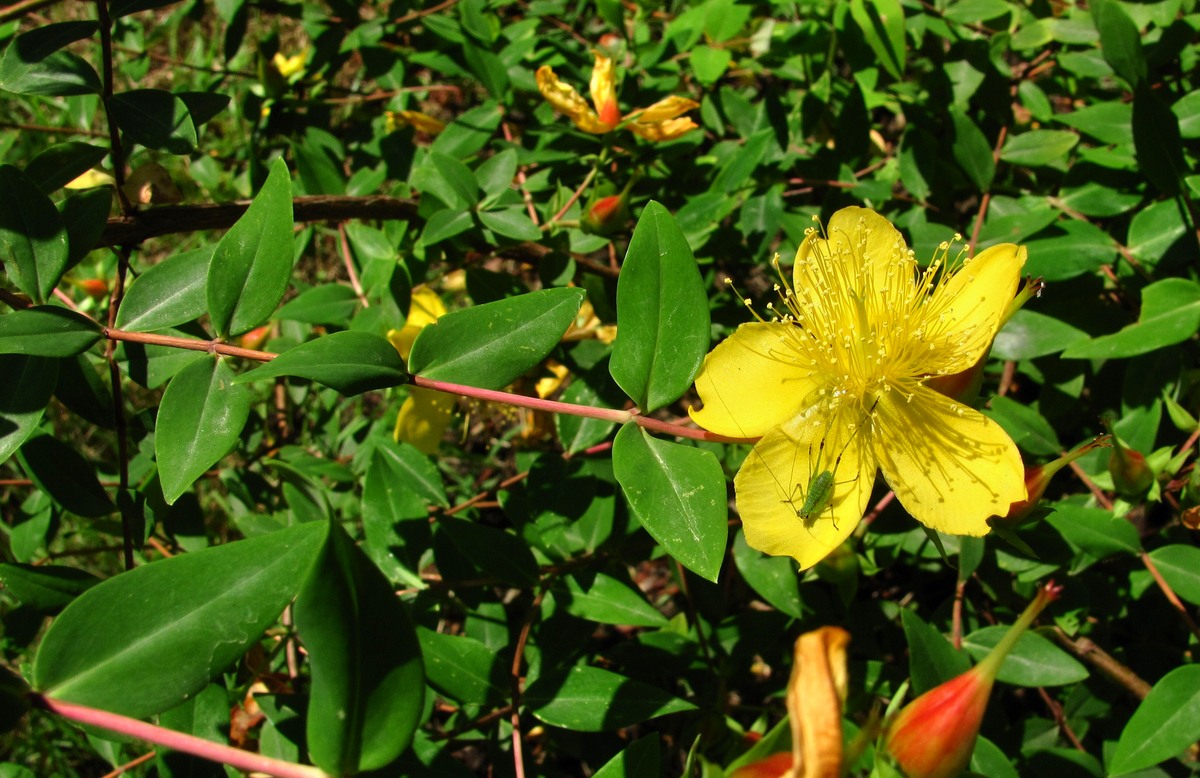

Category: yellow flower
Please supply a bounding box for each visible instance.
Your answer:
[271,49,308,79]
[536,51,699,141]
[385,109,446,136]
[691,207,1027,569]
[388,287,454,455]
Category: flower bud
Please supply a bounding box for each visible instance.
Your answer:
[1101,413,1154,496]
[881,582,1062,778]
[990,436,1111,529]
[581,193,629,235]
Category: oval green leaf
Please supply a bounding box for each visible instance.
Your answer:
[0,306,101,357]
[611,424,727,582]
[1062,279,1200,360]
[25,142,108,194]
[115,245,213,332]
[609,201,710,412]
[235,331,407,395]
[276,283,359,326]
[418,628,507,706]
[0,354,57,464]
[0,563,100,611]
[901,606,971,694]
[434,515,540,587]
[17,433,115,517]
[1109,664,1200,775]
[293,521,424,774]
[156,356,253,504]
[1147,545,1200,606]
[0,164,69,304]
[962,627,1088,686]
[32,521,327,718]
[550,571,668,628]
[109,89,198,154]
[524,664,695,732]
[732,530,804,618]
[408,286,585,390]
[207,157,294,338]
[0,22,102,96]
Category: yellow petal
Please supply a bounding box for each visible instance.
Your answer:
[393,387,456,454]
[628,116,699,141]
[630,95,700,123]
[537,65,610,134]
[65,167,115,190]
[873,386,1026,535]
[795,206,911,302]
[407,285,447,328]
[588,53,621,129]
[789,626,849,778]
[689,322,820,438]
[918,243,1027,374]
[391,109,446,135]
[736,407,876,570]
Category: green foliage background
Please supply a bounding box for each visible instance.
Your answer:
[0,0,1199,775]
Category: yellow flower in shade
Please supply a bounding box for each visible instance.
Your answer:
[690,207,1028,569]
[388,287,455,455]
[271,49,308,79]
[536,52,699,141]
[730,626,850,778]
[385,109,446,136]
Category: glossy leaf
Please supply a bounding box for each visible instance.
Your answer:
[33,521,327,718]
[109,89,197,154]
[732,530,804,618]
[24,142,108,194]
[609,201,709,412]
[235,331,408,395]
[434,515,540,587]
[962,627,1088,686]
[1147,545,1200,606]
[901,606,970,694]
[593,734,661,778]
[17,433,114,517]
[1110,664,1200,775]
[59,187,112,267]
[275,284,359,325]
[0,306,101,357]
[0,563,100,611]
[949,108,995,191]
[1092,0,1145,87]
[0,355,56,464]
[986,395,1063,456]
[417,628,507,706]
[1133,83,1186,197]
[478,207,542,241]
[115,245,213,331]
[999,130,1078,167]
[551,571,668,628]
[0,22,101,96]
[992,310,1089,360]
[847,0,905,80]
[293,520,424,774]
[612,424,727,582]
[1044,504,1141,560]
[207,157,294,338]
[0,164,69,304]
[524,664,695,732]
[408,287,585,390]
[1062,279,1200,360]
[156,356,253,504]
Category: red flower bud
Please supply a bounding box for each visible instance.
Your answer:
[882,582,1062,778]
[582,193,629,235]
[1101,414,1154,497]
[992,436,1110,528]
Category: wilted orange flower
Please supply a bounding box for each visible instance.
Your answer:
[536,51,699,141]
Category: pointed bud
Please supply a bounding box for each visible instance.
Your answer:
[882,582,1063,778]
[1101,413,1154,496]
[990,436,1111,529]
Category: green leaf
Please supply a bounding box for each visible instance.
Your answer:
[949,108,995,191]
[0,164,70,304]
[1023,220,1117,281]
[434,515,540,587]
[847,0,905,80]
[691,45,732,86]
[59,187,112,267]
[109,89,197,154]
[419,208,474,246]
[176,90,230,127]
[1062,279,1200,360]
[207,157,294,338]
[24,142,108,194]
[32,522,327,718]
[417,628,507,706]
[109,0,184,16]
[235,331,407,395]
[294,521,424,774]
[1092,0,1146,87]
[0,355,57,464]
[1127,200,1188,266]
[478,207,541,241]
[556,374,618,455]
[612,424,727,582]
[524,664,695,731]
[475,148,518,202]
[1147,545,1200,606]
[992,309,1089,360]
[17,433,115,517]
[408,287,585,390]
[412,151,479,209]
[592,733,661,778]
[985,396,1062,456]
[962,627,1087,686]
[1110,664,1200,775]
[1133,82,1186,196]
[115,245,213,332]
[275,284,359,326]
[901,607,970,694]
[0,563,100,611]
[156,356,253,504]
[732,530,804,618]
[1173,89,1200,139]
[1044,504,1141,560]
[0,22,101,96]
[999,129,1078,167]
[0,306,101,357]
[610,201,709,412]
[372,437,449,508]
[550,571,668,628]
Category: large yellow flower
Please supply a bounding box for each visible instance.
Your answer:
[691,207,1027,569]
[536,51,699,141]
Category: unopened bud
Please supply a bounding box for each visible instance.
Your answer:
[991,436,1111,529]
[1101,413,1154,496]
[882,582,1063,778]
[581,194,629,235]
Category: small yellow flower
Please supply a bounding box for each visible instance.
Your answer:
[536,51,699,141]
[389,287,454,455]
[385,109,446,136]
[272,49,308,79]
[691,207,1027,569]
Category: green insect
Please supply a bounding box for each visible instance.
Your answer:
[783,404,876,529]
